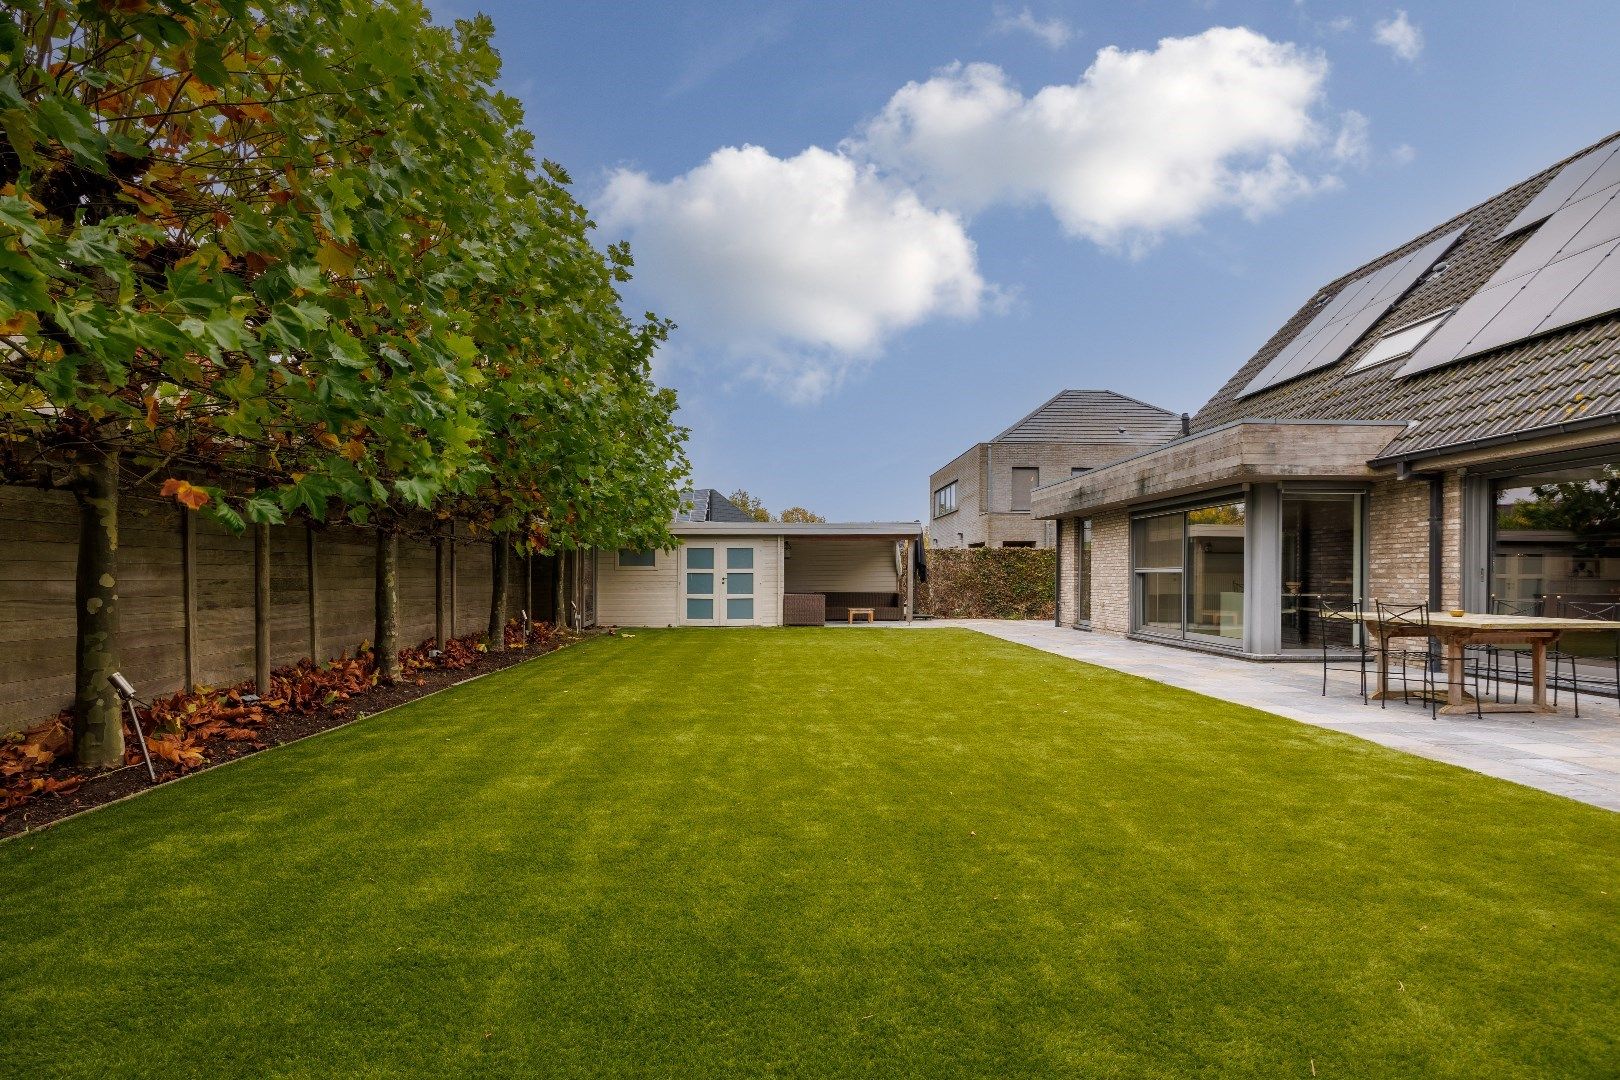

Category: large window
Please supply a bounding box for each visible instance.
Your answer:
[1280,493,1363,649]
[934,482,957,518]
[1010,468,1039,512]
[1493,461,1620,616]
[1132,501,1245,644]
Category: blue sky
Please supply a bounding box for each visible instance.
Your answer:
[433,1,1620,521]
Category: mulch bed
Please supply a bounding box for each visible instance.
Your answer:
[1,625,594,840]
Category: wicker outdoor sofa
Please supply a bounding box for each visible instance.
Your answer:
[782,591,905,625]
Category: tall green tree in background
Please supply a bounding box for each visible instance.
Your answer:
[0,1,687,755]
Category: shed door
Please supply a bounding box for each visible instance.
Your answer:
[682,543,761,625]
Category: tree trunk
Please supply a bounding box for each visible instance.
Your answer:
[72,445,123,767]
[554,550,568,631]
[487,536,509,652]
[433,530,447,649]
[253,522,271,694]
[374,525,402,681]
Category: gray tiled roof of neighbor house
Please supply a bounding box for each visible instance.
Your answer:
[675,488,756,523]
[1192,129,1620,462]
[993,390,1184,443]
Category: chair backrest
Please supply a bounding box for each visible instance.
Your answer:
[1375,598,1430,630]
[1492,597,1540,617]
[1563,600,1620,622]
[1319,597,1360,620]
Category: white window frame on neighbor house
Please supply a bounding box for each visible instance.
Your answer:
[617,548,657,570]
[934,482,957,518]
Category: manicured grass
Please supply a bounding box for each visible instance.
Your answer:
[2,628,1617,1077]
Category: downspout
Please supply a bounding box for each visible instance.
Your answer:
[1427,475,1444,611]
[1427,474,1445,671]
[1053,517,1062,627]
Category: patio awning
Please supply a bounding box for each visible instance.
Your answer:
[670,521,923,540]
[1031,419,1410,519]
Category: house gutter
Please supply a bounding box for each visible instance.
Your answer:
[1375,411,1620,473]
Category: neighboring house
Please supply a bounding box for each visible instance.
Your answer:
[595,488,923,626]
[675,488,757,524]
[928,390,1183,550]
[1037,130,1620,658]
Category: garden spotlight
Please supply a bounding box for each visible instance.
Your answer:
[106,672,157,782]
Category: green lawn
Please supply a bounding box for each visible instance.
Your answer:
[2,629,1616,1078]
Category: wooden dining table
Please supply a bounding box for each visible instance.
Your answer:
[1326,610,1620,716]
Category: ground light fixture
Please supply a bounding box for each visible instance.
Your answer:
[106,672,157,781]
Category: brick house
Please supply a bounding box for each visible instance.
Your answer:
[1038,130,1620,658]
[928,390,1182,549]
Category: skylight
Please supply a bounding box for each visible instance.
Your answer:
[1348,309,1452,372]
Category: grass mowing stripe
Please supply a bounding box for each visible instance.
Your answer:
[1,628,1615,1078]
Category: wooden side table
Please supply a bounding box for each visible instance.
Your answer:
[847,607,876,624]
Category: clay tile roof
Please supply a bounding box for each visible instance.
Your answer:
[1190,129,1620,461]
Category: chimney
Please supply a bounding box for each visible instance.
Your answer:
[1180,412,1191,436]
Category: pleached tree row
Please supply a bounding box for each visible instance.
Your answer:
[0,1,689,764]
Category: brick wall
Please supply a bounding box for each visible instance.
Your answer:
[928,444,988,548]
[931,437,1168,549]
[1441,470,1463,611]
[1088,508,1132,635]
[1366,476,1428,604]
[1057,518,1078,624]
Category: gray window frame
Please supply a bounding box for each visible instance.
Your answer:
[1010,467,1039,512]
[617,548,657,570]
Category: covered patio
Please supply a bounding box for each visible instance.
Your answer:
[781,525,923,625]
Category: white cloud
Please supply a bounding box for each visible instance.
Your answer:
[1391,142,1418,166]
[1331,109,1371,166]
[599,146,986,403]
[991,5,1075,49]
[1326,15,1354,33]
[851,28,1341,250]
[1373,10,1423,62]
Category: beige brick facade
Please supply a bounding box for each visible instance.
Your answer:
[930,440,1160,550]
[1056,517,1078,624]
[1365,470,1465,610]
[1087,509,1132,635]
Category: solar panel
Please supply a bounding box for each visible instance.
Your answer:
[1542,239,1620,332]
[1401,184,1620,378]
[1457,242,1611,359]
[1238,225,1466,398]
[1497,136,1620,238]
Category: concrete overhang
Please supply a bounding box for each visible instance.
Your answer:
[1031,419,1409,520]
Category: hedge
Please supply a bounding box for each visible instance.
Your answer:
[918,548,1055,620]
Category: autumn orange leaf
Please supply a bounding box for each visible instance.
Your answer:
[159,478,211,510]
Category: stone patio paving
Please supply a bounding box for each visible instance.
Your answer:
[918,619,1620,812]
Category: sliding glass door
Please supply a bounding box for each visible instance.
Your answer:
[1280,492,1363,650]
[1132,500,1245,645]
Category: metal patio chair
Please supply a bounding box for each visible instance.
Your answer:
[1319,597,1369,704]
[1554,600,1620,716]
[1373,599,1486,719]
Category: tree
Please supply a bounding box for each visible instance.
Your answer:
[728,489,772,522]
[1497,468,1620,550]
[1,1,688,757]
[779,506,825,523]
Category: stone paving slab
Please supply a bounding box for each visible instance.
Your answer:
[915,619,1620,812]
